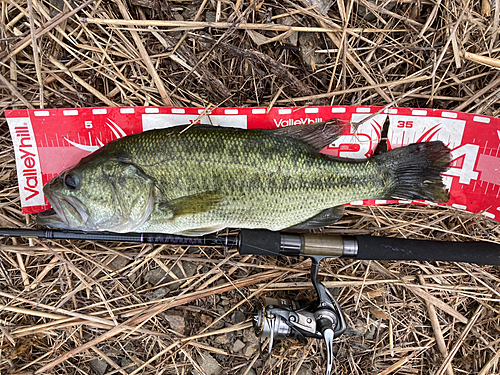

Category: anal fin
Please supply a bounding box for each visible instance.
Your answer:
[286,206,345,230]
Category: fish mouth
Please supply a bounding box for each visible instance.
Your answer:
[37,191,89,229]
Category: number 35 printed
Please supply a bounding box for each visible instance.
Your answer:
[397,121,413,128]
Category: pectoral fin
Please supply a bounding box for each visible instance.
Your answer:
[159,191,223,218]
[286,206,345,230]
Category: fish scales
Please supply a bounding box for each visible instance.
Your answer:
[37,122,451,235]
[116,127,381,232]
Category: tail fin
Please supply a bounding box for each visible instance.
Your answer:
[375,141,451,202]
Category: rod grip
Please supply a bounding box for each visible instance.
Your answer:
[238,229,282,256]
[355,236,500,266]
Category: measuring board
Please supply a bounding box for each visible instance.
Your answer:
[5,106,499,222]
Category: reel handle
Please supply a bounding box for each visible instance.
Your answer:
[317,318,334,375]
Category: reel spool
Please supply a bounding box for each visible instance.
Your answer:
[253,297,319,347]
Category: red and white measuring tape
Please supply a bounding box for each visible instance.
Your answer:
[5,106,499,222]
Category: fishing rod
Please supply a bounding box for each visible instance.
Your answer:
[2,227,499,266]
[2,227,499,375]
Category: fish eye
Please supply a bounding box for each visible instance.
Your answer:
[64,173,79,189]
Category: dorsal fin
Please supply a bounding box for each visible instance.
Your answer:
[272,118,348,151]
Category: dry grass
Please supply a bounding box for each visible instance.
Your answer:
[1,0,500,374]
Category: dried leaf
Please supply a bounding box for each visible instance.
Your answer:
[481,0,491,17]
[370,307,389,320]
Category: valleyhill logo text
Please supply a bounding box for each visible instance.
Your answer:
[7,117,45,208]
[273,117,323,128]
[15,125,41,201]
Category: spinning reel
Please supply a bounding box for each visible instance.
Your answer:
[236,230,355,374]
[252,256,347,375]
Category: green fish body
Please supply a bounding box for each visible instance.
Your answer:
[37,121,450,235]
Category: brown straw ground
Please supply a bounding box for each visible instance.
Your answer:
[1,0,500,374]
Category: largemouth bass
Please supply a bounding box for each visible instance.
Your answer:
[37,120,451,235]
